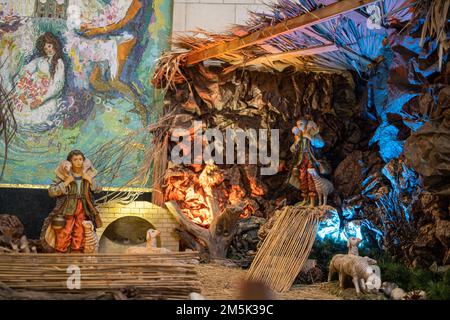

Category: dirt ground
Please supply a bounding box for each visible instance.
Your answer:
[195,263,350,300]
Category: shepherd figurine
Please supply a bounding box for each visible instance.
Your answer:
[289,117,325,206]
[42,150,103,253]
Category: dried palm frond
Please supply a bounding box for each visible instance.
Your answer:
[0,58,17,180]
[416,0,449,71]
[89,112,177,205]
[384,0,416,24]
[173,29,236,50]
[152,51,189,91]
[162,0,388,77]
[154,1,432,86]
[358,0,416,25]
[243,0,320,32]
[174,29,264,61]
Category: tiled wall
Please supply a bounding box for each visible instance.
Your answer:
[97,201,180,251]
[173,0,272,34]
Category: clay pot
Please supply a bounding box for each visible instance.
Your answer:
[51,215,66,230]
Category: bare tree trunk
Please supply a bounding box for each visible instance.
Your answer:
[166,201,242,259]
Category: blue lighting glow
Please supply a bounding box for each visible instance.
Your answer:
[342,205,356,220]
[370,124,404,162]
[343,221,363,241]
[316,210,363,243]
[317,210,341,240]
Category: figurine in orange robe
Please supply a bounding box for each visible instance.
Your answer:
[46,150,103,253]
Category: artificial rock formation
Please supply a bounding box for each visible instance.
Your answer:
[228,216,266,262]
[159,67,360,260]
[152,4,449,268]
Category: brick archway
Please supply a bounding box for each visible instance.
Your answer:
[96,201,179,251]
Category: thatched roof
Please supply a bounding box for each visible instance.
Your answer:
[153,0,446,89]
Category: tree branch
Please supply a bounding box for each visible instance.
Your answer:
[165,201,209,241]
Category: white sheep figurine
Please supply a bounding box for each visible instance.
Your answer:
[125,229,171,254]
[328,254,381,295]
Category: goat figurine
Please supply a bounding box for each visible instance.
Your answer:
[347,237,361,256]
[328,254,380,295]
[307,168,334,206]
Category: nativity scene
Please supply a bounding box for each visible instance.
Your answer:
[0,0,449,303]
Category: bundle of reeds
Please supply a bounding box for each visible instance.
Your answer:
[246,205,334,292]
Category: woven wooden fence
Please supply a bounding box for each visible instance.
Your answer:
[0,252,200,299]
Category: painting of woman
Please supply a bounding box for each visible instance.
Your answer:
[0,0,172,186]
[12,32,65,126]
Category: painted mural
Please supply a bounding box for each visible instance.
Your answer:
[0,0,172,186]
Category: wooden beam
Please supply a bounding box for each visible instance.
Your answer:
[223,44,339,74]
[185,0,381,66]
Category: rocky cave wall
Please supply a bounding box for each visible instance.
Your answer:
[160,66,374,260]
[160,31,449,266]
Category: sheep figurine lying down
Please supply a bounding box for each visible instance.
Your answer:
[125,229,171,254]
[328,254,381,295]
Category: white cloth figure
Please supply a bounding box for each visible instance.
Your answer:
[64,0,133,85]
[14,55,65,125]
